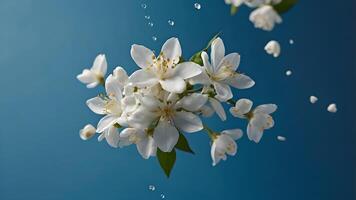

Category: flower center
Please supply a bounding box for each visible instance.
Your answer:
[104,99,122,114]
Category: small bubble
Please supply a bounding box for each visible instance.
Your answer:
[194,3,201,10]
[141,3,147,9]
[160,194,165,199]
[144,15,151,20]
[148,185,155,191]
[285,70,292,76]
[168,20,175,26]
[152,36,157,41]
[148,22,154,27]
[289,39,294,44]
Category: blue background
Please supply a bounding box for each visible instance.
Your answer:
[0,0,355,199]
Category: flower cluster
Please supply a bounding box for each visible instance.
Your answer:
[77,36,277,177]
[225,0,297,31]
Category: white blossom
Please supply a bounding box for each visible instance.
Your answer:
[77,54,107,88]
[249,5,282,31]
[129,37,202,93]
[189,37,255,102]
[230,98,277,143]
[211,129,243,166]
[264,40,281,57]
[79,124,96,140]
[128,92,207,152]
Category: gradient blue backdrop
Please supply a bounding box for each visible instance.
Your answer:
[0,0,355,199]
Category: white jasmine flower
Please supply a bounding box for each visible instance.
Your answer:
[309,96,318,104]
[77,54,107,88]
[249,5,282,31]
[119,128,157,159]
[264,40,281,57]
[190,38,255,102]
[327,103,337,113]
[129,37,202,93]
[79,124,96,140]
[230,98,277,143]
[211,129,243,166]
[86,74,127,133]
[128,92,207,152]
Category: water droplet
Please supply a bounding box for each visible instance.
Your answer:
[141,3,147,9]
[285,70,292,76]
[152,36,157,41]
[289,39,294,44]
[160,194,165,199]
[194,3,201,10]
[144,15,151,20]
[168,20,175,26]
[148,22,154,27]
[148,185,155,191]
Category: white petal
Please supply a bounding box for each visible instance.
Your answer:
[77,69,96,84]
[159,76,186,93]
[127,106,158,129]
[247,123,263,143]
[188,69,211,85]
[211,142,221,166]
[105,126,120,148]
[217,53,240,72]
[79,124,96,140]
[96,114,119,133]
[118,128,135,147]
[131,44,155,69]
[230,98,253,117]
[209,98,227,121]
[254,104,277,114]
[138,95,161,111]
[129,69,159,88]
[173,111,203,133]
[200,105,214,117]
[97,133,105,142]
[178,93,208,112]
[173,62,202,79]
[214,82,233,102]
[211,37,225,71]
[225,74,255,89]
[264,40,281,57]
[86,97,106,115]
[105,75,122,101]
[91,54,107,76]
[137,136,157,159]
[161,37,182,64]
[327,103,337,113]
[221,129,243,140]
[217,134,237,156]
[201,51,214,74]
[153,120,179,152]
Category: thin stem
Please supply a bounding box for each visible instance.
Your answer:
[203,125,217,140]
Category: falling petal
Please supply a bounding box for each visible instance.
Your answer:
[310,96,318,104]
[327,103,337,113]
[285,70,292,76]
[277,136,286,141]
[194,3,201,10]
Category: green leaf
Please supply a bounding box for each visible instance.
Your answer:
[230,5,238,16]
[190,51,204,66]
[157,148,176,178]
[273,0,297,14]
[175,133,194,154]
[189,32,221,66]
